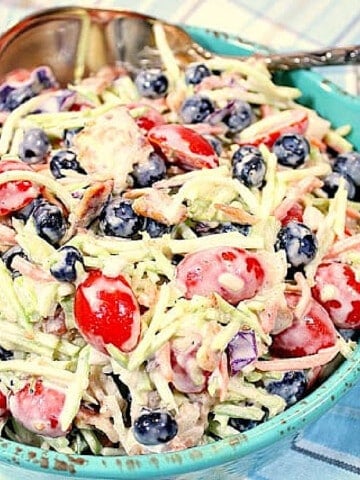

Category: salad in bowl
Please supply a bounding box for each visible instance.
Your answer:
[0,11,359,473]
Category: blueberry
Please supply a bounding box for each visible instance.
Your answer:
[13,197,41,221]
[333,151,360,187]
[135,69,169,98]
[264,371,307,407]
[49,150,86,179]
[2,246,28,277]
[99,198,145,239]
[132,152,166,188]
[339,329,360,342]
[4,85,35,111]
[50,246,84,282]
[234,144,259,160]
[0,346,13,361]
[322,171,356,200]
[133,410,178,446]
[213,222,251,236]
[32,201,67,245]
[223,99,253,133]
[272,133,310,168]
[194,222,250,237]
[232,148,266,188]
[275,221,318,270]
[63,127,83,148]
[203,135,222,156]
[185,63,211,85]
[228,417,262,433]
[145,218,171,238]
[180,95,214,124]
[18,128,50,164]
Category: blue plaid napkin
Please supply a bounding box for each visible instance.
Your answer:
[0,2,359,479]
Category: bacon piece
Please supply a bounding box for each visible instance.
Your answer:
[10,256,54,282]
[214,203,258,225]
[73,180,113,228]
[132,189,187,225]
[254,345,339,371]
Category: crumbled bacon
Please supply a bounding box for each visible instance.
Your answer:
[73,180,113,228]
[132,189,187,225]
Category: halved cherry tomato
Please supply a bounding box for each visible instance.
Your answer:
[0,160,40,216]
[239,109,308,148]
[270,293,338,358]
[0,391,7,417]
[175,246,265,305]
[128,103,165,132]
[280,202,304,225]
[74,269,141,354]
[9,379,67,437]
[312,262,360,329]
[148,124,219,170]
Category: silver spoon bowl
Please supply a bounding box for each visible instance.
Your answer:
[0,6,359,86]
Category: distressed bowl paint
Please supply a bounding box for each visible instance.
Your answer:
[0,14,359,480]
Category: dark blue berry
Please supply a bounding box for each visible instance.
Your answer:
[232,148,266,188]
[338,329,360,342]
[63,127,83,148]
[35,67,57,89]
[135,69,169,98]
[132,152,166,187]
[333,151,360,187]
[99,198,145,239]
[263,371,307,407]
[228,417,262,433]
[194,222,250,237]
[0,346,13,361]
[49,150,86,179]
[32,201,67,245]
[4,85,35,111]
[213,222,251,236]
[232,145,261,162]
[275,221,317,270]
[185,63,211,85]
[18,128,50,164]
[272,133,310,168]
[50,246,84,282]
[133,410,178,446]
[145,218,171,238]
[13,197,41,221]
[203,135,222,156]
[180,95,214,124]
[223,99,253,133]
[2,246,28,277]
[322,172,356,200]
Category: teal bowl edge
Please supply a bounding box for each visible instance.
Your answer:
[184,25,360,147]
[0,24,359,480]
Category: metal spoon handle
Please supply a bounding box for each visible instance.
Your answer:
[257,44,360,71]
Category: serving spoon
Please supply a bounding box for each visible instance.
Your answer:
[0,6,358,86]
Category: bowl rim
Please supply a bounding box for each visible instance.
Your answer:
[0,9,359,479]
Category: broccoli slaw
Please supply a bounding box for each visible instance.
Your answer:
[0,23,358,456]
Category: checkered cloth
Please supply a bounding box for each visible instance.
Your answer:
[0,2,359,479]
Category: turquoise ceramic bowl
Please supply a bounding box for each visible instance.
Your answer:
[0,15,359,480]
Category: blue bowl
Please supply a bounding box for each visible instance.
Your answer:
[0,14,359,480]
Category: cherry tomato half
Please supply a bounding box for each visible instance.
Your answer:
[270,292,338,358]
[74,269,141,354]
[148,124,219,170]
[0,160,40,216]
[9,379,67,437]
[175,246,265,305]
